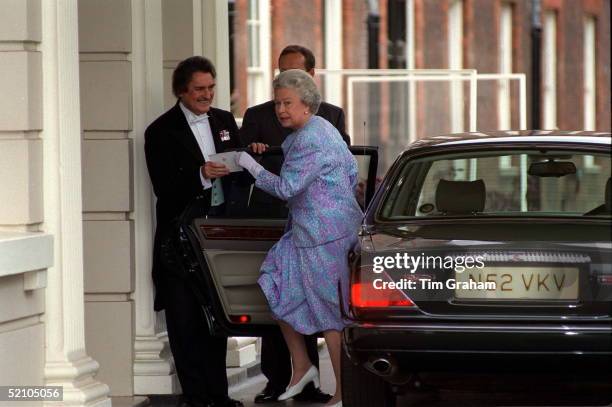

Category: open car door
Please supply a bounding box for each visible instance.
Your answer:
[172,146,378,337]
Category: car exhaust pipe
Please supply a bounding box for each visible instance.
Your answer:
[366,357,394,376]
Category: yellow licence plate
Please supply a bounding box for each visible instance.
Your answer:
[454,267,580,300]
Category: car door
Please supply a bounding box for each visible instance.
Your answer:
[176,146,378,337]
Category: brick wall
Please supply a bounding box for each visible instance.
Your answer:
[342,0,368,69]
[271,0,324,70]
[467,0,499,131]
[510,0,533,129]
[542,0,611,131]
[231,0,610,132]
[416,0,451,138]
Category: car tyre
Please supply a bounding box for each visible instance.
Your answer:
[341,349,396,407]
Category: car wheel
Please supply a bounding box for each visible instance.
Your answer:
[341,350,396,407]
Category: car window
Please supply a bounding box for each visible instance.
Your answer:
[380,149,611,219]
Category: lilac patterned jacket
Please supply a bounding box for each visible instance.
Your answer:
[255,116,363,248]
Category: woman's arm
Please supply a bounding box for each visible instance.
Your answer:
[255,134,326,201]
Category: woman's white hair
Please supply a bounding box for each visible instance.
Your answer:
[272,69,321,114]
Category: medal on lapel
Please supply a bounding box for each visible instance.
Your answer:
[219,130,231,142]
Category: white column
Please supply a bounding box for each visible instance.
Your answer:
[196,0,232,110]
[131,0,179,395]
[258,0,272,103]
[324,0,343,107]
[41,1,110,406]
[226,337,257,367]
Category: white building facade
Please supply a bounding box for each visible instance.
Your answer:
[0,1,250,405]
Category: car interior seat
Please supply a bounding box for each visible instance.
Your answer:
[435,179,486,215]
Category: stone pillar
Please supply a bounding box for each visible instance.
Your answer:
[198,0,232,110]
[324,0,343,106]
[41,0,110,405]
[226,337,257,368]
[131,0,178,394]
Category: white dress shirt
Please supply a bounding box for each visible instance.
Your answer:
[179,102,216,190]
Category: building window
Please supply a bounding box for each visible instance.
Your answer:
[448,0,464,134]
[246,0,270,107]
[498,3,513,130]
[498,3,513,169]
[388,0,407,68]
[542,11,557,130]
[448,0,466,179]
[583,16,597,168]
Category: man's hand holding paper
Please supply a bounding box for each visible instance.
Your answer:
[207,151,242,173]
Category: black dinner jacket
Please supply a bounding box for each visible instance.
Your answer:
[144,102,242,311]
[145,102,242,228]
[240,100,350,146]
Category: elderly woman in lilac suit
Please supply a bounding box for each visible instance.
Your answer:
[236,69,362,407]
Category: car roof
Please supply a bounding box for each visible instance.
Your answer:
[408,130,612,151]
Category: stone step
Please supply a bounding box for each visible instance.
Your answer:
[110,396,150,407]
[119,358,262,407]
[228,355,262,388]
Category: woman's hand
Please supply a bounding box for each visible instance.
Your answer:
[236,151,264,178]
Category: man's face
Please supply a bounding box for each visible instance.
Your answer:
[278,52,314,76]
[179,71,215,115]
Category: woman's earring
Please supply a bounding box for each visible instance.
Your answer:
[304,111,308,114]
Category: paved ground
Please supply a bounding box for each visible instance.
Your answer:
[226,353,336,407]
[149,348,612,407]
[149,349,335,407]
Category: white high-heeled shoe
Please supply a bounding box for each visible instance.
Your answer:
[277,365,320,401]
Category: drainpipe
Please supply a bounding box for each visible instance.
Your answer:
[531,0,542,129]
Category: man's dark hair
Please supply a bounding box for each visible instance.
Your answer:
[279,45,316,71]
[172,56,216,98]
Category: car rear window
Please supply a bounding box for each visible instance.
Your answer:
[380,148,611,219]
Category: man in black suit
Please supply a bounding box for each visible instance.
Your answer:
[145,56,243,407]
[241,46,349,148]
[240,45,349,404]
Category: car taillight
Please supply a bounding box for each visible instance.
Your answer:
[350,269,416,309]
[230,315,251,323]
[598,275,612,285]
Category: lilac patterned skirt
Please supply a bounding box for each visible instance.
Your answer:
[257,230,357,335]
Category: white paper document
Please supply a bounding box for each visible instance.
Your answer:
[207,151,242,172]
